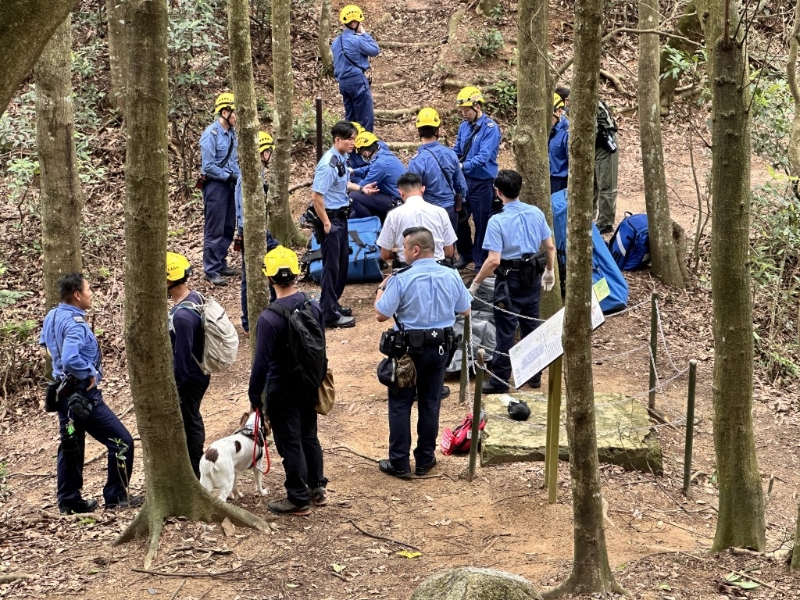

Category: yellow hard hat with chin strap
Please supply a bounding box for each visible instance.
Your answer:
[263,246,300,280]
[456,86,484,108]
[214,92,235,114]
[340,4,364,24]
[354,131,379,150]
[416,107,441,128]
[553,93,565,112]
[166,252,192,282]
[351,121,365,135]
[258,131,274,153]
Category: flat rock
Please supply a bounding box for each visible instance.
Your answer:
[411,567,543,600]
[480,391,663,474]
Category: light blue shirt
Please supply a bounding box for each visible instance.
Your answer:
[199,120,240,181]
[312,146,350,210]
[376,258,471,330]
[332,28,380,80]
[452,113,501,181]
[40,303,102,383]
[483,200,552,259]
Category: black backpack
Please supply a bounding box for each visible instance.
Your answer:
[267,294,328,392]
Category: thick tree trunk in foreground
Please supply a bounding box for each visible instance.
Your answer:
[793,502,800,570]
[513,0,561,319]
[228,0,269,350]
[787,0,800,179]
[318,0,334,77]
[268,0,303,246]
[106,0,127,116]
[115,0,266,567]
[708,1,765,552]
[35,15,83,310]
[543,1,623,597]
[638,0,686,288]
[0,0,78,115]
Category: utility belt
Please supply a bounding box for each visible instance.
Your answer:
[326,206,352,220]
[392,258,456,270]
[44,374,95,419]
[497,250,546,288]
[379,327,457,358]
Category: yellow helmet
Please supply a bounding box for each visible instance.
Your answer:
[354,131,379,150]
[351,121,365,135]
[258,131,274,153]
[339,4,364,24]
[214,92,235,113]
[456,86,484,107]
[263,246,300,279]
[416,107,441,128]
[166,252,192,282]
[553,93,565,112]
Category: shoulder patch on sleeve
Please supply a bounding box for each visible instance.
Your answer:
[73,316,85,323]
[486,121,496,128]
[210,128,218,135]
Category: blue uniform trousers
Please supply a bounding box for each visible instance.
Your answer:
[202,179,236,277]
[455,201,473,263]
[444,205,458,234]
[550,176,568,194]
[466,177,495,271]
[57,386,134,505]
[320,216,350,322]
[240,246,275,332]
[493,271,543,386]
[178,379,209,478]
[387,345,448,472]
[338,73,374,132]
[349,191,397,223]
[266,379,327,505]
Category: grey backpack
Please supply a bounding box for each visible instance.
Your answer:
[173,294,239,374]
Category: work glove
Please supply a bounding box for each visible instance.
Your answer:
[541,267,555,292]
[469,280,481,295]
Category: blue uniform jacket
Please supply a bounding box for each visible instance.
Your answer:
[549,116,569,178]
[312,146,350,209]
[358,148,405,199]
[248,292,325,409]
[483,200,552,259]
[168,290,210,388]
[407,141,469,208]
[452,113,500,181]
[40,303,102,383]
[349,141,390,184]
[200,121,240,181]
[332,28,380,80]
[376,258,472,330]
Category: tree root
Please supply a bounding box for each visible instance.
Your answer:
[542,574,629,599]
[0,573,34,584]
[374,106,422,117]
[386,142,421,152]
[599,69,626,94]
[380,41,440,48]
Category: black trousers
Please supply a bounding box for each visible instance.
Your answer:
[267,379,327,505]
[387,345,448,472]
[178,379,210,478]
[320,216,350,323]
[493,271,542,386]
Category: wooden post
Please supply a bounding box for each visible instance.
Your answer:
[315,95,323,163]
[683,359,697,495]
[467,349,485,482]
[459,314,470,405]
[545,357,562,503]
[648,292,658,410]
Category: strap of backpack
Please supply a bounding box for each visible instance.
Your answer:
[458,123,482,162]
[422,147,455,196]
[339,36,367,74]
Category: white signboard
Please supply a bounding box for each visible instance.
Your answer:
[509,290,605,385]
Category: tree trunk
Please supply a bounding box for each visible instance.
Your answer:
[708,1,765,553]
[543,2,624,598]
[787,0,800,179]
[106,0,127,116]
[34,15,83,311]
[792,502,800,570]
[513,0,561,320]
[268,0,303,246]
[318,0,334,77]
[695,0,724,101]
[0,0,79,115]
[228,0,269,350]
[638,0,686,288]
[659,1,702,114]
[115,0,266,567]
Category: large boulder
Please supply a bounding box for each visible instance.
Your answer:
[410,567,543,600]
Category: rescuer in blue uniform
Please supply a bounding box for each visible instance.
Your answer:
[40,273,142,513]
[234,130,280,332]
[348,131,405,223]
[200,93,241,286]
[469,170,557,393]
[166,253,211,478]
[407,107,468,234]
[375,227,471,478]
[549,93,570,194]
[332,5,379,132]
[452,86,501,271]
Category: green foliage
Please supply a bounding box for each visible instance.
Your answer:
[293,102,338,144]
[462,29,505,62]
[0,462,8,502]
[661,47,708,101]
[750,77,793,173]
[486,75,517,119]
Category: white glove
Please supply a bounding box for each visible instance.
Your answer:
[541,268,555,292]
[469,280,481,295]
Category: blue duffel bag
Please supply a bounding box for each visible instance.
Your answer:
[302,216,385,283]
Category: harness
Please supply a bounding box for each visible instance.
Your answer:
[233,408,271,473]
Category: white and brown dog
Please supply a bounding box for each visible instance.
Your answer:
[199,412,269,502]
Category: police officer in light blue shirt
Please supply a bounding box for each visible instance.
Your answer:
[311,121,377,328]
[470,170,557,393]
[408,107,469,233]
[332,5,380,132]
[452,86,501,272]
[348,131,405,223]
[200,93,241,286]
[549,93,570,194]
[375,227,471,479]
[40,273,140,513]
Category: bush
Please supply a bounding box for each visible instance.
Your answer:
[486,76,517,118]
[293,102,339,144]
[462,29,505,62]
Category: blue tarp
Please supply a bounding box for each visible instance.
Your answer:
[550,189,629,313]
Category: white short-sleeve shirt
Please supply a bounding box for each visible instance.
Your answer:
[376,196,458,262]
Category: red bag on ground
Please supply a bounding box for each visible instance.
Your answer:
[441,412,486,455]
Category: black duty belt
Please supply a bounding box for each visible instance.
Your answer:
[326,207,351,220]
[499,258,527,270]
[403,327,453,348]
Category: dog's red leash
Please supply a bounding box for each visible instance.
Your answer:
[253,408,271,475]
